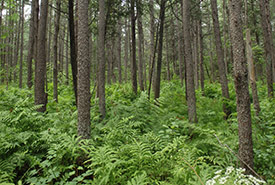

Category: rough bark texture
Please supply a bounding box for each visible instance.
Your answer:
[77,0,90,139]
[53,0,61,102]
[27,0,38,89]
[154,0,166,100]
[19,0,24,88]
[210,0,231,118]
[35,0,49,112]
[98,0,106,119]
[229,0,254,174]
[259,0,274,97]
[131,0,137,94]
[183,0,197,123]
[69,0,78,104]
[137,0,144,91]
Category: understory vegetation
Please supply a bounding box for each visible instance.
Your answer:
[0,80,274,184]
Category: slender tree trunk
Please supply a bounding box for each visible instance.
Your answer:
[19,0,24,88]
[222,0,228,75]
[77,0,90,139]
[13,4,21,82]
[117,19,122,84]
[69,0,78,104]
[124,17,129,82]
[183,0,197,123]
[131,0,137,94]
[154,0,166,100]
[66,27,69,85]
[98,0,106,119]
[259,0,274,97]
[47,5,52,65]
[0,0,4,83]
[137,0,144,91]
[177,13,184,86]
[229,0,254,174]
[53,0,61,102]
[35,0,49,112]
[199,19,204,92]
[149,0,155,90]
[166,26,171,81]
[211,0,231,119]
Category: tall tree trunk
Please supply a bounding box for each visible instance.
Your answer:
[117,19,122,84]
[199,19,204,92]
[130,0,137,94]
[53,0,61,102]
[229,0,254,174]
[65,26,69,85]
[124,17,129,82]
[211,0,231,119]
[183,0,197,123]
[148,0,155,90]
[154,0,166,100]
[0,0,4,83]
[98,0,106,119]
[259,0,274,97]
[137,0,144,91]
[13,4,20,82]
[19,0,24,88]
[69,0,78,104]
[222,0,228,75]
[35,0,49,112]
[177,6,184,86]
[77,0,90,139]
[27,0,38,89]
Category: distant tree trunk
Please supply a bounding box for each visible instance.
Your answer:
[124,18,129,82]
[199,19,204,92]
[222,0,228,75]
[211,0,231,119]
[117,19,122,84]
[98,0,106,119]
[193,21,199,90]
[130,0,137,94]
[13,4,21,82]
[177,6,184,86]
[166,26,171,81]
[154,0,166,100]
[251,0,260,45]
[183,0,197,123]
[0,0,4,83]
[77,0,90,139]
[47,5,52,65]
[149,0,155,89]
[137,0,144,91]
[35,0,49,112]
[19,0,24,88]
[229,0,254,174]
[69,0,78,104]
[53,0,61,102]
[65,27,69,85]
[259,0,274,97]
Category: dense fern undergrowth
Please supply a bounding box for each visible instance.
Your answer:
[0,80,274,185]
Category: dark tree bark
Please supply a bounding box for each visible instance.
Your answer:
[183,0,197,123]
[137,0,144,91]
[148,0,155,89]
[98,0,106,119]
[259,0,274,97]
[177,6,184,86]
[199,19,204,92]
[77,0,90,139]
[210,0,231,119]
[69,0,78,104]
[124,17,129,82]
[130,0,137,94]
[229,0,254,174]
[53,0,61,102]
[117,19,122,84]
[0,0,4,83]
[154,0,166,100]
[13,4,21,82]
[35,0,49,112]
[19,0,24,88]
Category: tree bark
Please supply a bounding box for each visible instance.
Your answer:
[35,0,49,112]
[210,0,231,119]
[259,0,274,97]
[69,0,78,104]
[77,0,91,139]
[199,19,204,92]
[229,0,254,174]
[98,0,106,119]
[130,0,137,94]
[124,17,129,82]
[183,0,197,123]
[137,0,144,91]
[117,19,122,84]
[53,0,61,102]
[19,0,24,88]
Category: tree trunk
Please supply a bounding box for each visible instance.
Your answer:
[137,0,144,91]
[19,0,24,88]
[98,0,106,119]
[177,6,184,86]
[229,0,254,174]
[117,19,122,84]
[124,17,129,83]
[259,0,274,97]
[0,0,4,83]
[53,0,61,102]
[69,0,78,104]
[183,0,197,123]
[66,26,69,85]
[149,0,155,90]
[77,0,90,139]
[199,19,204,92]
[211,0,231,119]
[130,0,137,94]
[154,0,166,100]
[35,0,49,112]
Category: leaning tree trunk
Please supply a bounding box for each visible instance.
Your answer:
[210,0,231,119]
[229,0,254,174]
[77,0,91,139]
[183,0,197,123]
[35,0,49,112]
